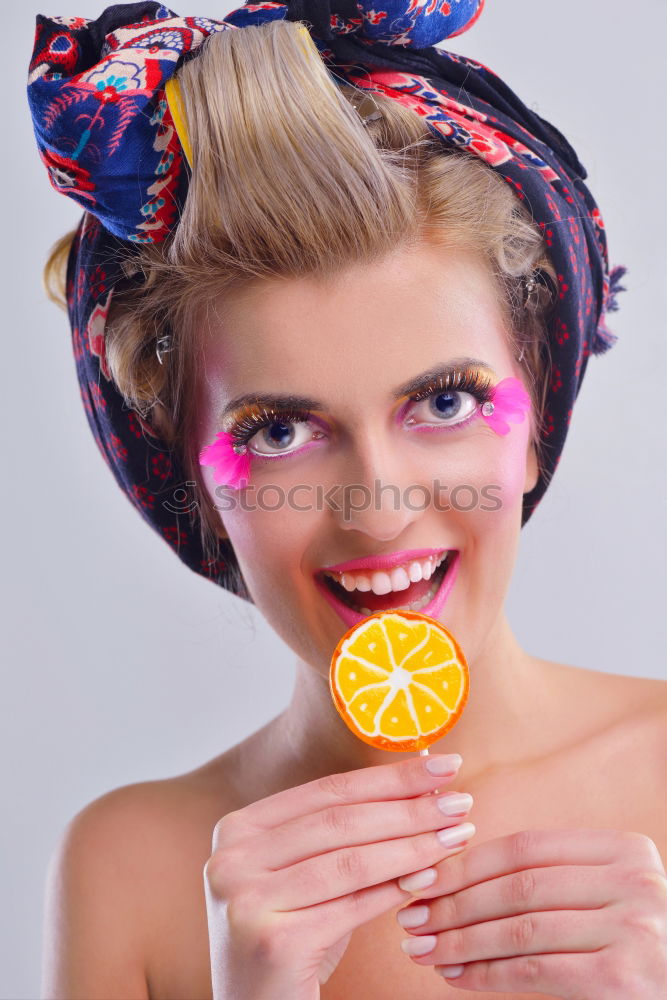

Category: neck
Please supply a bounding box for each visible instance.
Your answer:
[271,612,551,788]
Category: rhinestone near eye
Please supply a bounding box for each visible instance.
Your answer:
[481,402,495,416]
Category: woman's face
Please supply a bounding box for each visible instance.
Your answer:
[197,242,538,674]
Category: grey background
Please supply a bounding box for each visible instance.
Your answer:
[4,1,665,996]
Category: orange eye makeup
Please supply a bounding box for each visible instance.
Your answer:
[218,360,497,460]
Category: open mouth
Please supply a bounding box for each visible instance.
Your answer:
[318,551,456,615]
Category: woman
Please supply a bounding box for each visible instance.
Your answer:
[29,1,667,997]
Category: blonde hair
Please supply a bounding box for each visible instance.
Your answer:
[43,19,556,599]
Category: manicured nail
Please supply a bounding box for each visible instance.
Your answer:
[396,904,429,928]
[424,754,462,775]
[437,964,465,978]
[398,867,437,892]
[436,821,476,848]
[436,792,473,817]
[401,934,437,956]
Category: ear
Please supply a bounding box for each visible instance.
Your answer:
[523,438,539,494]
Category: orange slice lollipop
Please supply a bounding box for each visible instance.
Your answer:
[329,610,469,752]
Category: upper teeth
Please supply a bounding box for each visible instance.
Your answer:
[323,552,449,596]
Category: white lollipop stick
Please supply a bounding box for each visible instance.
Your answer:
[419,746,440,794]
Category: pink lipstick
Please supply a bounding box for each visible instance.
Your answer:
[315,550,460,628]
[320,547,448,575]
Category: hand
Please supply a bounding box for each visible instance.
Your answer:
[203,753,475,1000]
[395,827,667,997]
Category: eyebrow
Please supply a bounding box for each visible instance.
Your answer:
[219,357,496,423]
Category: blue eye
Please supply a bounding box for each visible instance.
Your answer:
[229,370,494,459]
[246,419,320,457]
[405,389,479,428]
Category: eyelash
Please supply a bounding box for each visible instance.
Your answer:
[226,368,495,457]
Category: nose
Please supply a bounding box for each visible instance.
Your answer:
[330,430,426,540]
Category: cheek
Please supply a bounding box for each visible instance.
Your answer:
[213,487,314,590]
[488,428,531,507]
[419,422,529,519]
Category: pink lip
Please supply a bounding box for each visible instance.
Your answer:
[318,547,450,576]
[314,551,460,629]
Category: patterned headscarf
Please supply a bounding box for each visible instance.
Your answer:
[27,0,626,602]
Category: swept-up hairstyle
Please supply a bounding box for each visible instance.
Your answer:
[44,20,556,597]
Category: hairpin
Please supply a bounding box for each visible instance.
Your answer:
[353,87,384,128]
[521,267,557,310]
[521,270,540,308]
[361,109,383,126]
[155,332,173,365]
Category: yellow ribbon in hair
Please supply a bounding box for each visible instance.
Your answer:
[295,23,314,55]
[165,75,193,168]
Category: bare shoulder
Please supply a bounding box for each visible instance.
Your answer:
[565,661,667,757]
[588,666,667,737]
[545,658,667,732]
[42,781,168,998]
[43,765,236,1000]
[533,658,667,800]
[551,660,667,836]
[63,764,233,871]
[608,670,667,774]
[605,671,667,862]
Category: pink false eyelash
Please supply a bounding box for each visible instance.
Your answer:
[199,376,531,487]
[199,430,250,490]
[481,377,531,435]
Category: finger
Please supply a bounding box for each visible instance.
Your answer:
[433,949,604,995]
[253,789,473,870]
[402,907,609,967]
[268,822,476,911]
[211,754,462,849]
[406,828,645,900]
[398,863,616,935]
[283,878,414,952]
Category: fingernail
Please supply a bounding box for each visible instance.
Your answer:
[424,754,462,775]
[396,904,429,928]
[436,792,473,817]
[437,964,465,978]
[398,867,437,892]
[400,934,437,956]
[436,821,476,848]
